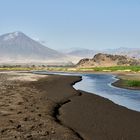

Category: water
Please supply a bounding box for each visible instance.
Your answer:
[34,71,140,112]
[74,74,140,112]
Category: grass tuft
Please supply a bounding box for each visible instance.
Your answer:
[124,80,140,87]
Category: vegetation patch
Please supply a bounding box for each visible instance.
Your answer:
[1,65,140,73]
[78,66,140,72]
[124,80,140,87]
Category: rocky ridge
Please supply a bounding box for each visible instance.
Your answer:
[77,53,140,67]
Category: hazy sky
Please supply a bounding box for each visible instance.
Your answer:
[0,0,140,50]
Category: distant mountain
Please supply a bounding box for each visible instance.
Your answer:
[67,49,97,58]
[64,48,97,58]
[61,48,98,64]
[77,53,140,68]
[0,31,71,65]
[104,47,140,59]
[65,47,140,61]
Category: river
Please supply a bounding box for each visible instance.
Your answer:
[34,71,140,112]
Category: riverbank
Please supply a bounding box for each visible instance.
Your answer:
[59,90,140,140]
[1,72,140,140]
[112,73,140,90]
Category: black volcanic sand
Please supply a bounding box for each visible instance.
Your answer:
[59,90,140,140]
[1,73,140,140]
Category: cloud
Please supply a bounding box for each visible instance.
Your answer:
[33,37,46,45]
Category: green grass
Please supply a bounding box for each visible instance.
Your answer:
[78,66,140,72]
[0,67,47,71]
[43,66,140,73]
[0,65,140,72]
[124,80,140,87]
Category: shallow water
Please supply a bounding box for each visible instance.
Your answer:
[74,74,140,112]
[34,71,140,112]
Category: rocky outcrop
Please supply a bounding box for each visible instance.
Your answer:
[77,53,140,67]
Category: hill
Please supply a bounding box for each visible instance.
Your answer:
[77,53,140,68]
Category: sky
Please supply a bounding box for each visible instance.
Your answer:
[0,0,140,50]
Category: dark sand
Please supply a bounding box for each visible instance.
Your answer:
[59,91,140,140]
[0,73,140,140]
